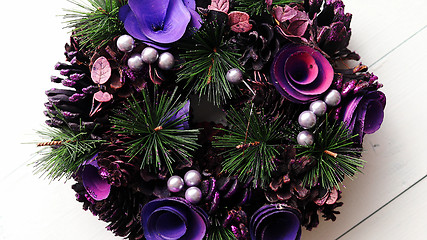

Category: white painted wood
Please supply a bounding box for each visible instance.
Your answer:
[340,177,427,240]
[1,0,426,239]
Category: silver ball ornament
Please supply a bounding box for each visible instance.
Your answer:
[309,100,327,116]
[324,89,341,107]
[226,68,243,84]
[185,187,202,204]
[298,110,317,129]
[141,47,159,64]
[116,35,134,52]
[158,52,175,70]
[297,130,314,146]
[167,176,184,193]
[127,54,143,71]
[184,170,202,187]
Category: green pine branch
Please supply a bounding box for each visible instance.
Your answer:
[205,226,236,240]
[234,0,303,16]
[63,0,127,50]
[177,22,243,106]
[33,114,103,181]
[297,116,365,190]
[110,88,200,174]
[214,105,283,188]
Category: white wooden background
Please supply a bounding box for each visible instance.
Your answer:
[1,0,426,239]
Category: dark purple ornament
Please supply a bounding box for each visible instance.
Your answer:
[342,90,386,143]
[81,154,111,201]
[119,0,202,50]
[270,44,334,103]
[141,197,208,240]
[250,204,301,240]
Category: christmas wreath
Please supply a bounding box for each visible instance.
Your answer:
[34,0,386,239]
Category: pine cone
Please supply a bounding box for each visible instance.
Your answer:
[44,37,108,134]
[314,0,358,60]
[253,84,304,123]
[96,135,140,188]
[72,182,146,239]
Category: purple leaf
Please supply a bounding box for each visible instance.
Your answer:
[91,57,111,84]
[228,11,253,33]
[94,91,113,102]
[208,0,229,13]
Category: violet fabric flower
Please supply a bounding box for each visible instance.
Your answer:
[169,100,190,130]
[119,0,202,50]
[342,90,386,143]
[250,204,301,240]
[81,154,111,201]
[141,197,208,240]
[270,44,334,103]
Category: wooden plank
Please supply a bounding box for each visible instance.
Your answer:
[344,0,427,67]
[302,25,427,239]
[339,175,427,240]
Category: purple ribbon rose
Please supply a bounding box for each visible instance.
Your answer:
[141,197,208,240]
[270,44,334,104]
[342,90,386,143]
[119,0,202,50]
[81,154,111,201]
[250,204,301,240]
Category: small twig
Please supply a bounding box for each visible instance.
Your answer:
[324,150,338,158]
[236,141,260,150]
[37,140,72,147]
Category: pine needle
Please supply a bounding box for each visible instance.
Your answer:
[63,0,127,50]
[214,105,283,188]
[234,0,303,16]
[33,117,103,181]
[177,22,243,106]
[297,115,365,190]
[110,88,200,174]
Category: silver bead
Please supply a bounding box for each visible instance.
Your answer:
[127,54,143,71]
[184,170,202,187]
[167,176,184,193]
[185,187,202,204]
[226,68,243,84]
[158,52,175,70]
[298,110,317,129]
[309,100,327,116]
[324,89,341,107]
[297,130,314,146]
[141,47,159,64]
[117,35,134,52]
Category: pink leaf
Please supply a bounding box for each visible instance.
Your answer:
[91,56,111,85]
[94,91,113,102]
[228,11,253,33]
[208,0,229,13]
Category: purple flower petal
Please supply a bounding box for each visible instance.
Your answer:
[271,44,334,103]
[81,154,111,201]
[148,206,187,239]
[129,0,169,33]
[284,51,318,85]
[138,0,191,44]
[250,204,301,240]
[187,8,202,32]
[341,91,386,143]
[142,198,208,240]
[182,0,196,10]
